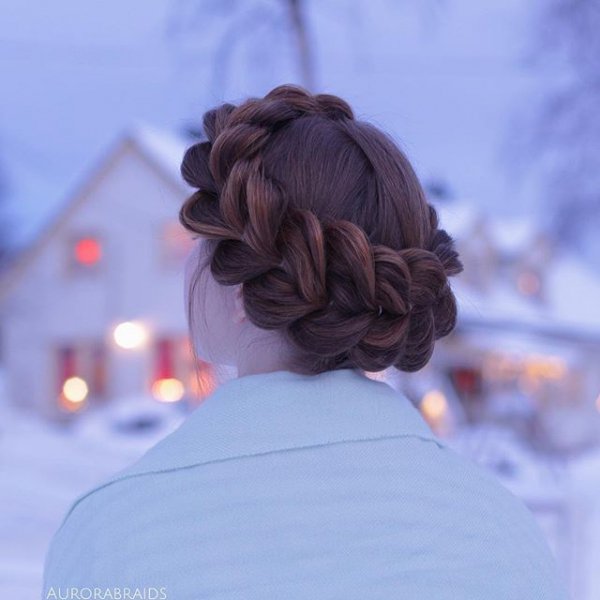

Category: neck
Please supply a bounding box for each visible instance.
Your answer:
[235,328,298,378]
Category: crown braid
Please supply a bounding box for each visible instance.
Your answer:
[179,84,463,374]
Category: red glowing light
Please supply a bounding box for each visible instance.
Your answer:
[74,237,101,265]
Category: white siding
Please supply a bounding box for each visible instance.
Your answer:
[1,139,192,417]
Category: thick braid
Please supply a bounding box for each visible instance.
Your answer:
[287,220,459,373]
[181,85,348,323]
[180,85,352,239]
[179,84,463,374]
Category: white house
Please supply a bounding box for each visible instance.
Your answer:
[0,122,216,420]
[397,197,600,455]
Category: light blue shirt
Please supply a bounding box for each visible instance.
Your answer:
[43,367,569,599]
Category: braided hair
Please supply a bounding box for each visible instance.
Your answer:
[179,84,464,375]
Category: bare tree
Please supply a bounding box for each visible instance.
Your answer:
[287,0,315,90]
[165,0,316,101]
[513,0,600,259]
[165,0,445,106]
[0,155,12,269]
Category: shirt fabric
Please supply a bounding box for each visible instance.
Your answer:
[43,367,569,599]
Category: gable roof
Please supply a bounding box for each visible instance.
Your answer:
[128,120,194,189]
[0,122,195,303]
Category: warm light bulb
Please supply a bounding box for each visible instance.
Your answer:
[62,376,88,404]
[420,389,447,422]
[113,321,148,349]
[152,378,185,403]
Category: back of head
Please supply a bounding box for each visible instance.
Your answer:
[180,84,464,375]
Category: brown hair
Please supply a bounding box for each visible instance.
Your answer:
[179,84,463,375]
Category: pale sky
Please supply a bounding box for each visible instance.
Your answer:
[0,0,548,249]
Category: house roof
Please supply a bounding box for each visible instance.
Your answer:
[434,199,542,255]
[453,249,600,343]
[0,122,195,303]
[127,120,194,189]
[434,198,600,342]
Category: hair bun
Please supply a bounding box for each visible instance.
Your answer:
[285,225,461,374]
[181,141,213,190]
[180,84,464,375]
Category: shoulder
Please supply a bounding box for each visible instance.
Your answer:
[422,441,568,595]
[42,465,164,590]
[347,433,568,597]
[43,435,569,599]
[419,439,546,539]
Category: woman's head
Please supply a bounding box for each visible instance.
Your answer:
[180,84,464,375]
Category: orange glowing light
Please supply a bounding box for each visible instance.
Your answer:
[420,390,448,422]
[59,376,89,412]
[152,377,185,403]
[517,271,540,296]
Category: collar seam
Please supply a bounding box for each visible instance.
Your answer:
[57,431,447,535]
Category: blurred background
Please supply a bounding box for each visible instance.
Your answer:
[1,0,599,597]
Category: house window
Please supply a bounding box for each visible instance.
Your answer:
[90,341,108,398]
[151,337,183,403]
[150,335,216,403]
[56,344,85,412]
[159,220,195,268]
[57,345,77,391]
[154,338,175,380]
[56,340,108,412]
[449,366,484,423]
[67,233,103,274]
[451,366,482,398]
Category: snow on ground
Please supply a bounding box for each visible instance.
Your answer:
[0,388,185,600]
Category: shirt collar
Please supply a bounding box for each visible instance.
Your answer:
[106,367,446,482]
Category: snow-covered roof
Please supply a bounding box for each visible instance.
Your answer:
[126,121,195,190]
[0,122,195,301]
[435,199,544,256]
[434,196,600,341]
[545,252,600,332]
[433,199,483,241]
[487,216,539,254]
[453,247,600,341]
